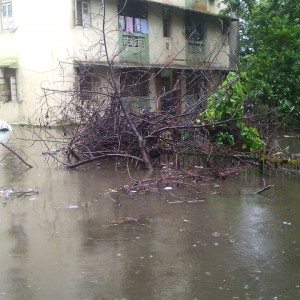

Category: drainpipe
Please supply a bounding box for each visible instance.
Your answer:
[229,12,239,70]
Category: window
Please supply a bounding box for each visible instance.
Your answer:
[222,20,230,45]
[163,6,170,38]
[75,0,91,27]
[0,68,18,102]
[1,0,14,30]
[186,12,205,41]
[185,71,206,111]
[186,71,206,97]
[120,69,149,97]
[118,0,148,34]
[120,69,150,114]
[77,67,93,104]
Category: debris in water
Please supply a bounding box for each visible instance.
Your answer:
[102,217,151,227]
[283,221,292,226]
[212,232,220,237]
[168,199,204,204]
[164,186,173,190]
[211,191,220,195]
[0,187,38,200]
[68,205,79,209]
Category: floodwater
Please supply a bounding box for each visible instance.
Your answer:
[0,128,299,300]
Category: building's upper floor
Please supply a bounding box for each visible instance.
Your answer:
[0,0,237,70]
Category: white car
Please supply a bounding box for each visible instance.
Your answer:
[0,120,12,133]
[0,120,12,144]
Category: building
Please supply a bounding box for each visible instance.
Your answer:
[0,0,238,124]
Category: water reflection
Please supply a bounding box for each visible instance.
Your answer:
[0,128,299,299]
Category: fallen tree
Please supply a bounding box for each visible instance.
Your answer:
[38,2,266,175]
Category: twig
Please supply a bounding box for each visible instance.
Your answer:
[252,184,274,195]
[168,199,205,204]
[0,143,33,168]
[66,153,143,169]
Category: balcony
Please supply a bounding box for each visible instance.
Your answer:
[117,0,149,65]
[186,40,206,64]
[119,32,149,65]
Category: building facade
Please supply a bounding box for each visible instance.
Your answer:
[0,0,238,124]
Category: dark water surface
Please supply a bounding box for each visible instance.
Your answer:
[0,129,299,299]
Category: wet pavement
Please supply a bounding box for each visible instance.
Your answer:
[0,128,299,299]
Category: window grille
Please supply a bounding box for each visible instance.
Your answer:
[1,1,14,30]
[75,0,91,27]
[122,35,146,49]
[187,41,205,54]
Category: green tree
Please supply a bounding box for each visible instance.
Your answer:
[223,0,300,124]
[202,72,265,151]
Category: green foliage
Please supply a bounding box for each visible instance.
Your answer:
[241,126,265,151]
[222,0,300,124]
[202,72,265,152]
[215,132,235,147]
[204,72,245,125]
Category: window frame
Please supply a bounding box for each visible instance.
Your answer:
[75,0,91,27]
[81,1,91,27]
[118,0,148,34]
[1,0,14,31]
[0,68,18,102]
[162,6,171,38]
[185,11,206,42]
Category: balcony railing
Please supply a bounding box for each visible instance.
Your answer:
[187,40,205,54]
[119,32,149,64]
[122,33,146,50]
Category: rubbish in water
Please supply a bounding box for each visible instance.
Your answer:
[102,217,151,227]
[283,221,292,226]
[212,232,220,237]
[68,205,79,209]
[211,191,220,195]
[164,186,173,190]
[0,187,38,200]
[168,199,204,204]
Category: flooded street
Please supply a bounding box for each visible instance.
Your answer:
[0,129,299,299]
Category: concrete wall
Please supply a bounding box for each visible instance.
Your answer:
[148,3,186,66]
[0,0,118,124]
